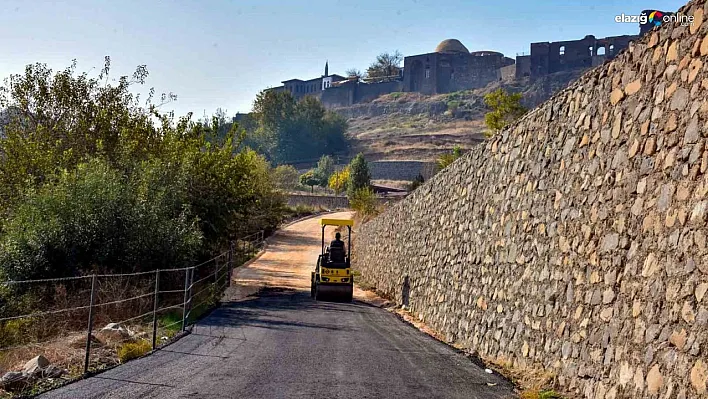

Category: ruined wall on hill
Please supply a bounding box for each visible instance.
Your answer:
[353,2,708,398]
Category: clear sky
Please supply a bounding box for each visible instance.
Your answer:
[0,0,688,119]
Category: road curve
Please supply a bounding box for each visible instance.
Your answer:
[40,212,515,399]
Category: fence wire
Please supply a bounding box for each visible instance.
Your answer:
[0,231,267,388]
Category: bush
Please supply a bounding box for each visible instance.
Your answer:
[117,339,152,363]
[0,159,202,281]
[349,187,378,217]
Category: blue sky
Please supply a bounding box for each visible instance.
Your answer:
[0,0,687,118]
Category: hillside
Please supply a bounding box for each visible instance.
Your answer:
[336,68,586,161]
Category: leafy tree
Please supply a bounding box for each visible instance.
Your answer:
[347,153,371,196]
[250,90,348,164]
[328,166,350,194]
[0,59,286,281]
[272,165,299,191]
[299,170,320,193]
[437,145,463,171]
[483,89,527,137]
[314,155,335,186]
[365,51,403,82]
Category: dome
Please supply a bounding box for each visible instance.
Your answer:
[435,39,470,54]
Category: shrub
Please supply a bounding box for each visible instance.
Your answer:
[436,145,463,171]
[117,339,152,363]
[0,159,202,281]
[349,187,378,217]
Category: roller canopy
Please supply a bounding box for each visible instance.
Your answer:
[320,218,354,227]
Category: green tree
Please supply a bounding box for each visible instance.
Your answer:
[250,90,348,164]
[436,145,463,171]
[0,59,286,281]
[347,153,371,196]
[483,89,527,138]
[314,155,335,186]
[365,51,403,82]
[272,165,299,191]
[299,170,321,193]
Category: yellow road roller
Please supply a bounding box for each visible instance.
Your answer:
[311,218,354,302]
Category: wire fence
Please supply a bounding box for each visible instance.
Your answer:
[0,231,266,390]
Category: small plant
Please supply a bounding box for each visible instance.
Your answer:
[349,187,378,217]
[436,145,463,171]
[117,339,151,363]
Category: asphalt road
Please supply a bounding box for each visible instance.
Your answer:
[40,213,516,399]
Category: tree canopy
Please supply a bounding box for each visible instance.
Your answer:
[0,59,285,281]
[483,89,527,137]
[248,90,348,164]
[365,51,403,82]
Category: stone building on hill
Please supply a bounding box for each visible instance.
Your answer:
[512,34,639,80]
[268,62,348,101]
[263,18,647,108]
[403,39,515,95]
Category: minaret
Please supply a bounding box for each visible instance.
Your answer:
[324,61,329,77]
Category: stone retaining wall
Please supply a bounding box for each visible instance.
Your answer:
[353,2,708,397]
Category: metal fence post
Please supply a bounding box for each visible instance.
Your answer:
[83,274,97,374]
[152,269,160,350]
[181,268,190,332]
[228,241,234,287]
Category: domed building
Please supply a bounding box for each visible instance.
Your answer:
[403,39,515,95]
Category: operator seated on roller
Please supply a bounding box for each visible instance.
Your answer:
[328,232,346,262]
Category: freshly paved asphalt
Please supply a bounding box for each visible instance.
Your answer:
[40,289,515,399]
[40,213,516,398]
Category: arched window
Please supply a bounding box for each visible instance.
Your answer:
[559,46,565,55]
[597,47,606,55]
[588,46,593,56]
[609,45,615,54]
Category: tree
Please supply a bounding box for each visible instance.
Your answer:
[347,153,371,196]
[314,155,335,186]
[437,145,463,171]
[345,68,363,81]
[272,165,299,191]
[299,170,320,193]
[250,90,348,164]
[365,51,403,82]
[483,89,527,137]
[328,166,350,194]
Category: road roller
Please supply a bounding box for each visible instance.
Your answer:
[311,218,354,302]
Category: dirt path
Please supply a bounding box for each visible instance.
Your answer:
[227,211,356,299]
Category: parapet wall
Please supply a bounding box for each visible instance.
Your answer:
[353,1,708,397]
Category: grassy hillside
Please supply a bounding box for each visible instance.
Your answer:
[338,69,585,162]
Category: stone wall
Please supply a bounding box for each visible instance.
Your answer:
[353,1,708,397]
[369,161,437,181]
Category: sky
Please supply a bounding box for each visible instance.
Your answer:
[0,0,688,119]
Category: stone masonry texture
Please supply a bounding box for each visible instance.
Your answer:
[353,1,708,397]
